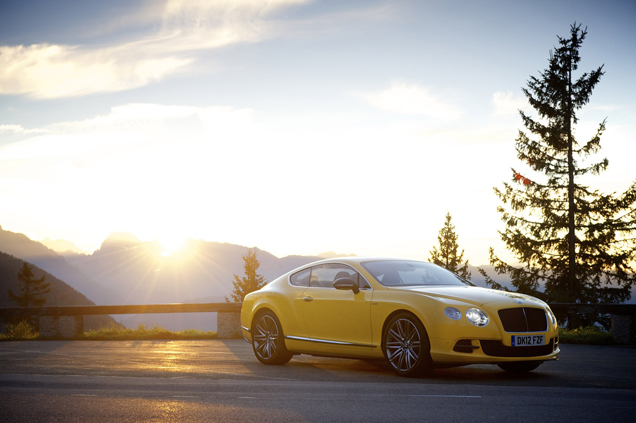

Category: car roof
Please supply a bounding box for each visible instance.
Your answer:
[314,257,423,263]
[291,256,427,270]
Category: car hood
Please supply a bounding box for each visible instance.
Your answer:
[387,285,547,308]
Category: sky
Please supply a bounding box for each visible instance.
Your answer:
[1,0,635,265]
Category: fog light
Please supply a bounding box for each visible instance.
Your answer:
[444,307,462,320]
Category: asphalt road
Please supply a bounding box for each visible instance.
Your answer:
[1,340,635,422]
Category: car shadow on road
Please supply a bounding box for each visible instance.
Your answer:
[221,340,558,385]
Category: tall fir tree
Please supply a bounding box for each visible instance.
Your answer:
[226,248,267,302]
[8,262,51,307]
[429,212,471,280]
[482,23,636,326]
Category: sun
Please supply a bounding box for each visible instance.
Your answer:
[159,235,187,257]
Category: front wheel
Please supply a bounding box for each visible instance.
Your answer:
[383,312,433,377]
[251,311,293,365]
[497,361,542,373]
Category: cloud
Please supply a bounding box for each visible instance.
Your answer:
[0,103,255,160]
[492,91,528,115]
[0,44,193,99]
[0,0,310,99]
[0,124,44,134]
[359,81,461,121]
[0,124,50,135]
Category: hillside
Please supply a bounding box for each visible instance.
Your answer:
[0,252,117,330]
[0,226,123,305]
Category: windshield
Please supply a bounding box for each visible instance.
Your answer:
[361,260,473,287]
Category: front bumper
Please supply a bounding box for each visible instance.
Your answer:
[430,335,560,364]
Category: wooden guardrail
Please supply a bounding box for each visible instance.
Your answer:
[0,302,243,340]
[0,302,242,318]
[548,303,636,316]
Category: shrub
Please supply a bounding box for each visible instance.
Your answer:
[0,320,39,340]
[559,325,613,345]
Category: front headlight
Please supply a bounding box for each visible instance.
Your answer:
[444,307,462,320]
[466,308,489,326]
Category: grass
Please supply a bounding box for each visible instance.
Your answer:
[558,325,614,345]
[79,323,217,341]
[0,321,217,341]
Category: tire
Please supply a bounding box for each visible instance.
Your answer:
[251,310,293,365]
[497,361,542,373]
[382,312,434,377]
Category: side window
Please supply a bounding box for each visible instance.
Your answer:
[290,268,310,287]
[309,264,371,289]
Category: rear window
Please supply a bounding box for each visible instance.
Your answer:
[290,268,310,287]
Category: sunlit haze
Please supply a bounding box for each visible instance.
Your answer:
[1,0,635,265]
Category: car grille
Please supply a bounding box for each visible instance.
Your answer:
[498,307,547,332]
[480,338,555,357]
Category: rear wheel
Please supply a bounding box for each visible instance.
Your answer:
[251,311,293,365]
[497,361,542,373]
[383,312,433,377]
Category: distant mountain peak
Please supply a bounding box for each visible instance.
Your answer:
[41,238,86,255]
[317,251,357,259]
[100,232,142,249]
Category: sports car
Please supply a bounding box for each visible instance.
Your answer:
[240,257,559,377]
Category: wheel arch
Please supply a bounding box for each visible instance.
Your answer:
[381,309,429,338]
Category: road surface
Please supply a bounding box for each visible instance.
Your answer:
[1,340,635,422]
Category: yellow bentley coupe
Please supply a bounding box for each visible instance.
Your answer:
[240,258,559,377]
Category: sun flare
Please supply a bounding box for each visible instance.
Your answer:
[159,235,187,257]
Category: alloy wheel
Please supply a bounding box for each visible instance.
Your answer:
[385,318,422,372]
[253,314,279,360]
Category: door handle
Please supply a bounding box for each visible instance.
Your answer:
[302,296,313,302]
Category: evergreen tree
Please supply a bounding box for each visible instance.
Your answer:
[8,262,51,307]
[226,248,267,302]
[482,23,636,326]
[429,212,471,280]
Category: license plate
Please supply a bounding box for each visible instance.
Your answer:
[511,335,544,346]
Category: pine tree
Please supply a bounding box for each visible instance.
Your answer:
[482,23,636,327]
[8,262,51,307]
[226,248,267,302]
[429,212,471,280]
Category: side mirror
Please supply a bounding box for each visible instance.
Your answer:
[333,277,360,294]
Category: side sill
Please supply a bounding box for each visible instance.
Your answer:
[285,335,376,348]
[241,326,251,344]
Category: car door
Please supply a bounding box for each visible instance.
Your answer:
[299,263,373,346]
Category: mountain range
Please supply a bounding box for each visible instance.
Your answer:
[12,225,631,331]
[0,226,340,330]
